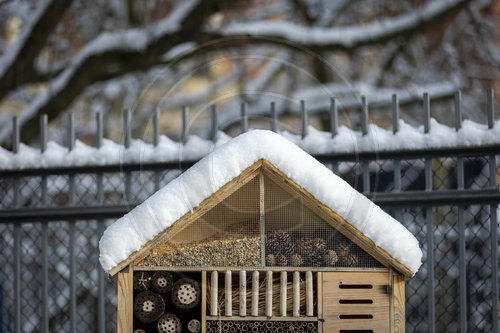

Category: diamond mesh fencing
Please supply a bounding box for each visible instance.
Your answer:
[0,154,498,332]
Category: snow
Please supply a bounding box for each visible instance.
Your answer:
[1,118,499,170]
[99,130,423,275]
[221,0,463,47]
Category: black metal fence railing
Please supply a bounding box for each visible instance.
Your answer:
[0,90,498,332]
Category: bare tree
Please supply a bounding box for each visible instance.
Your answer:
[0,0,497,145]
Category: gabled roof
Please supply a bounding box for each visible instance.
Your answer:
[99,130,422,276]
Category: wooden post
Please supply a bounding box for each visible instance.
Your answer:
[393,274,406,333]
[293,271,300,317]
[201,271,206,333]
[210,271,218,316]
[225,270,232,316]
[240,270,247,317]
[266,271,273,317]
[317,272,323,332]
[252,271,259,316]
[280,271,287,317]
[306,271,313,316]
[117,268,133,333]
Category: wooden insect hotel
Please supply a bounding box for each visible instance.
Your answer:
[99,130,422,333]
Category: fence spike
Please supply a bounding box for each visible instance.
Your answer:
[68,112,75,151]
[40,114,48,153]
[123,109,131,148]
[270,101,277,132]
[361,96,368,136]
[241,102,248,133]
[455,91,462,132]
[181,105,189,143]
[423,93,430,133]
[392,94,399,134]
[95,112,103,149]
[487,88,494,129]
[12,116,19,154]
[330,97,338,138]
[153,109,160,147]
[210,104,218,141]
[301,100,308,139]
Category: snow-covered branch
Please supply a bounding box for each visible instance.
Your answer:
[0,0,73,100]
[215,0,471,51]
[0,0,219,144]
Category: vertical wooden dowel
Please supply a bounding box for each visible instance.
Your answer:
[201,271,206,333]
[306,271,313,317]
[293,271,300,317]
[280,271,287,317]
[225,270,232,316]
[239,270,247,317]
[210,271,218,316]
[252,271,259,316]
[266,271,273,317]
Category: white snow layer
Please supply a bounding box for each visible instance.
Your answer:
[1,118,499,170]
[99,130,423,275]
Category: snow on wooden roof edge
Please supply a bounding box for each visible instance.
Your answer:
[99,129,422,275]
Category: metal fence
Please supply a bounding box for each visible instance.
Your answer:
[0,90,499,332]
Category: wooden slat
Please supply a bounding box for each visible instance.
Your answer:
[239,270,247,317]
[117,269,133,333]
[261,160,413,278]
[317,272,323,333]
[393,274,405,333]
[306,271,313,316]
[110,161,263,276]
[252,271,259,316]
[225,270,232,316]
[201,271,207,333]
[323,272,390,333]
[280,271,287,317]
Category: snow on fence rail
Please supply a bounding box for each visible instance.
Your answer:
[0,90,499,170]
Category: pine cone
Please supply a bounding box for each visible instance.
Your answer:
[312,238,326,252]
[276,254,288,266]
[342,253,359,267]
[335,241,352,258]
[290,253,303,266]
[266,254,277,266]
[324,250,338,266]
[266,230,293,256]
[296,237,314,255]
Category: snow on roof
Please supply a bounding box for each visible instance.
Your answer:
[99,130,422,275]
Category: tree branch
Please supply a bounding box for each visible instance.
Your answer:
[0,0,74,100]
[214,0,472,52]
[0,0,224,144]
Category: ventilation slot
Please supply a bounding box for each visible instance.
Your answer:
[339,314,373,319]
[339,284,373,289]
[339,299,373,304]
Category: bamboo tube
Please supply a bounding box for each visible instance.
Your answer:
[239,270,246,316]
[210,271,218,316]
[225,270,232,316]
[293,271,300,317]
[280,271,287,316]
[252,271,259,316]
[266,271,273,317]
[306,271,313,316]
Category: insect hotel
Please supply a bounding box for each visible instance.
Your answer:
[99,130,422,333]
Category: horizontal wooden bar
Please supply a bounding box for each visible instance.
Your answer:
[206,316,318,322]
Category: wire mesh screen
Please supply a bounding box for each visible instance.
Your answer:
[0,220,117,333]
[137,175,261,268]
[263,175,384,268]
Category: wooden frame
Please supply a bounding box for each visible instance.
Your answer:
[113,158,411,332]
